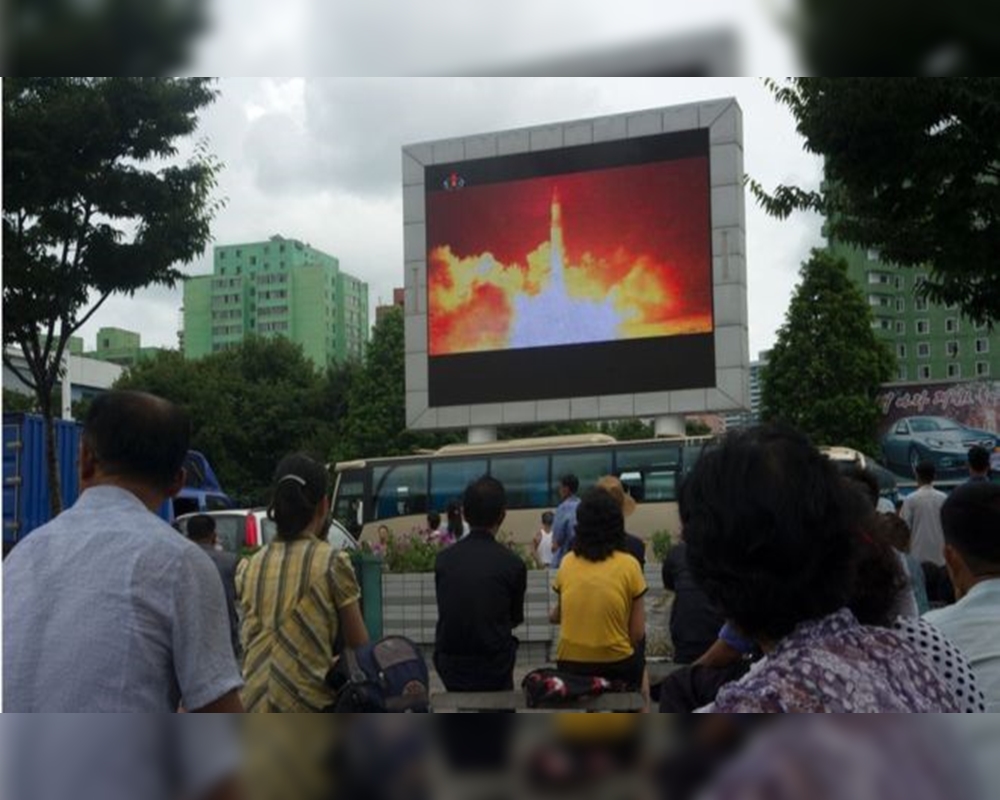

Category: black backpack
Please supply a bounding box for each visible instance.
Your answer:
[329,636,431,713]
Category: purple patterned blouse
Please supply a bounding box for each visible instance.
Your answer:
[710,608,962,713]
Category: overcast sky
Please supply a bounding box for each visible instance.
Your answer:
[78,77,824,361]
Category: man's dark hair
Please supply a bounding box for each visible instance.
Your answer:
[82,390,191,491]
[427,511,441,530]
[187,514,216,543]
[941,482,1000,575]
[573,487,626,563]
[915,461,936,484]
[463,476,506,529]
[679,425,857,642]
[559,474,579,495]
[968,445,991,475]
[840,463,880,508]
[270,453,328,541]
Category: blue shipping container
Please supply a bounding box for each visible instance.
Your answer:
[3,413,82,552]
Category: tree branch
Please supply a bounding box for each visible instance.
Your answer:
[1,351,40,394]
[68,291,112,336]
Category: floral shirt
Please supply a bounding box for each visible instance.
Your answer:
[710,608,962,713]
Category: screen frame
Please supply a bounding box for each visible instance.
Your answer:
[403,98,748,430]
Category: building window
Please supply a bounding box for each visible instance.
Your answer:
[896,343,906,359]
[866,248,880,261]
[947,363,961,379]
[916,320,930,335]
[867,272,890,285]
[218,251,226,260]
[946,341,960,358]
[897,365,907,381]
[895,320,906,335]
[917,342,931,358]
[976,338,990,354]
[895,298,905,313]
[250,256,257,266]
[235,249,242,257]
[894,275,904,290]
[945,318,959,334]
[976,362,991,377]
[915,297,929,312]
[918,365,932,380]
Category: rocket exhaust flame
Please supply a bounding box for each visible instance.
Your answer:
[427,158,713,357]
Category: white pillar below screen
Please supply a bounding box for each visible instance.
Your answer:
[61,353,72,420]
[468,426,498,444]
[654,415,685,438]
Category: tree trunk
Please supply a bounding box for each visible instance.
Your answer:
[41,400,64,519]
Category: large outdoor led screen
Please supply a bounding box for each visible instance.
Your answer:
[425,129,714,406]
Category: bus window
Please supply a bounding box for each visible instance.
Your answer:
[616,445,681,502]
[430,459,487,512]
[334,469,366,536]
[551,451,613,504]
[490,455,549,509]
[373,463,428,520]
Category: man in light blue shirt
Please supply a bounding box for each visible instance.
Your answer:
[551,473,580,569]
[924,481,1000,712]
[3,390,244,714]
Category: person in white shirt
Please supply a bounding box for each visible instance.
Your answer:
[924,481,1000,712]
[533,511,555,569]
[900,461,948,566]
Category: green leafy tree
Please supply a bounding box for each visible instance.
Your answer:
[116,337,342,505]
[3,78,222,514]
[599,419,654,440]
[338,308,462,462]
[750,78,1000,325]
[761,251,895,454]
[3,389,38,413]
[684,420,712,437]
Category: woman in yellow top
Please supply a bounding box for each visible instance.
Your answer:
[550,486,648,697]
[236,453,369,712]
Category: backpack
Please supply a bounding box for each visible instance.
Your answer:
[329,636,430,713]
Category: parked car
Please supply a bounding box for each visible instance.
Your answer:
[880,416,996,477]
[174,509,358,555]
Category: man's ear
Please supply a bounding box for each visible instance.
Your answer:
[943,542,962,572]
[165,468,186,499]
[79,440,98,484]
[943,542,968,597]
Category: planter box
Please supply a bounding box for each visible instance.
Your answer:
[382,566,670,654]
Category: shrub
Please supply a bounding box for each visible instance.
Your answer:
[651,529,674,563]
[377,526,456,573]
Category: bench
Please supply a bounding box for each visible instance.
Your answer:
[432,691,646,712]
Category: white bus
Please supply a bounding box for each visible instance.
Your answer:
[331,433,717,547]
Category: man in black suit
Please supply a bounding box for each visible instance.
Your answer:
[434,477,527,692]
[187,515,241,661]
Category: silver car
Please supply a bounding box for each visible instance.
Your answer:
[175,509,358,555]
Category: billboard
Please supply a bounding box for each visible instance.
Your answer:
[876,380,1000,480]
[403,100,748,430]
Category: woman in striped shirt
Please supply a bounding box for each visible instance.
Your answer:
[237,453,369,712]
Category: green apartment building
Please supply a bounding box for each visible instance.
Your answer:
[182,235,369,367]
[85,327,165,368]
[834,242,999,384]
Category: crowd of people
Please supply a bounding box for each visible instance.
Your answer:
[4,390,999,721]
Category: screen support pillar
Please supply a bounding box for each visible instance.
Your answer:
[654,415,686,438]
[468,426,498,444]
